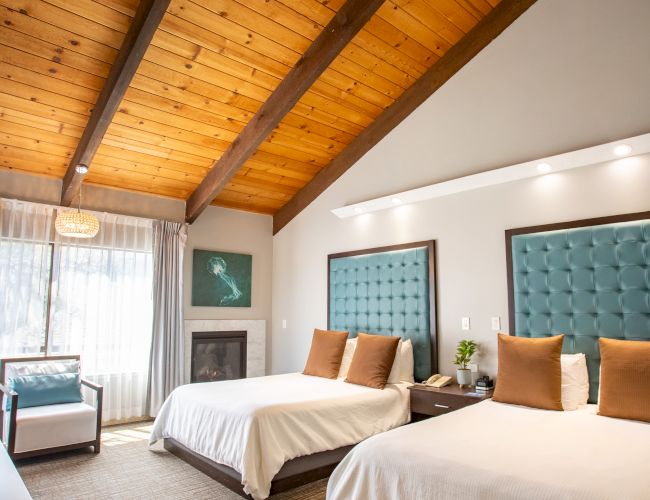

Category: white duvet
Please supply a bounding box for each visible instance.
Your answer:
[149,373,409,499]
[328,399,650,500]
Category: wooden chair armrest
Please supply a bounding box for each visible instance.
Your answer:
[81,379,103,392]
[81,379,103,445]
[0,383,17,397]
[0,384,18,453]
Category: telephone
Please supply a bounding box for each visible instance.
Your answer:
[423,374,452,388]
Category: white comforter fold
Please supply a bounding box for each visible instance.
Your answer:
[150,373,409,499]
[327,400,650,500]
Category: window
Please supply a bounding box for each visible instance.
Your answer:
[0,200,154,422]
[0,239,52,356]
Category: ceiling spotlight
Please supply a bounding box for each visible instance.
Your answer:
[391,198,402,204]
[75,164,89,174]
[354,207,363,214]
[613,144,632,156]
[536,162,552,173]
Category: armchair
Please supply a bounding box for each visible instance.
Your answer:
[0,355,103,460]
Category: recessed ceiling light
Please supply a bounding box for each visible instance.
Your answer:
[536,162,552,173]
[613,144,632,156]
[391,198,402,204]
[354,207,363,214]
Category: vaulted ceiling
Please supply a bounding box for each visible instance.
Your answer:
[0,0,535,231]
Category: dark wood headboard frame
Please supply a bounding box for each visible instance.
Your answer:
[327,240,438,375]
[505,210,650,335]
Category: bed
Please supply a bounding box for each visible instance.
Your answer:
[151,241,437,499]
[327,399,650,500]
[150,373,409,499]
[328,213,650,500]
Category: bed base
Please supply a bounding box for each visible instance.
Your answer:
[163,438,353,498]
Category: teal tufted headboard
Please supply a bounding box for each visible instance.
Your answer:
[506,212,650,402]
[328,241,437,381]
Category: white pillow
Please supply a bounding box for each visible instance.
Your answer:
[5,359,80,380]
[561,353,589,410]
[337,338,357,379]
[386,339,404,384]
[399,339,415,384]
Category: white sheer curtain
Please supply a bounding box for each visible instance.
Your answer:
[0,199,155,423]
[49,212,154,422]
[0,200,54,357]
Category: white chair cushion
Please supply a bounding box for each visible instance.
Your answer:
[12,402,97,453]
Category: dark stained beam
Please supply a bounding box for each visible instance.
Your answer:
[273,0,538,235]
[60,0,171,206]
[184,0,386,223]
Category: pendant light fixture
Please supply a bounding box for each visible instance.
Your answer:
[55,165,100,238]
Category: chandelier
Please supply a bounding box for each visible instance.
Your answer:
[54,165,100,239]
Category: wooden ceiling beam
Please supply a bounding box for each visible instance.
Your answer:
[184,0,386,224]
[272,0,538,234]
[60,0,171,206]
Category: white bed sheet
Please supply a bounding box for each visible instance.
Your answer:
[150,373,409,499]
[327,399,650,500]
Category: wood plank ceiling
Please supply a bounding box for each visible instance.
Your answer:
[0,0,500,217]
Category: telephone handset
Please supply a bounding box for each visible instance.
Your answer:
[423,374,452,388]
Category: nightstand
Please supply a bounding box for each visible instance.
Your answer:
[408,383,492,420]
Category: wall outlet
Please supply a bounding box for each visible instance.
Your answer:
[282,319,287,329]
[491,316,501,331]
[468,363,478,373]
[461,317,470,330]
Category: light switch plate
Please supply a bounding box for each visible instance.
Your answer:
[282,319,287,329]
[461,317,470,330]
[491,316,501,331]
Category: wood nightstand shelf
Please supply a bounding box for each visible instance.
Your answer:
[408,383,493,420]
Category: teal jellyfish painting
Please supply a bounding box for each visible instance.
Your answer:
[192,250,252,307]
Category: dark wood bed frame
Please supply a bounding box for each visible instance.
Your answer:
[164,438,353,498]
[165,240,437,497]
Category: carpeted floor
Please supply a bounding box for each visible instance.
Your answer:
[15,423,327,500]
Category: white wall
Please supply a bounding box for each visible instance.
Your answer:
[271,0,650,377]
[184,205,273,372]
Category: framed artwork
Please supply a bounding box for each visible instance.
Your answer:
[192,249,252,307]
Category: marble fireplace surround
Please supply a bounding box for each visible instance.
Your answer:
[184,320,266,383]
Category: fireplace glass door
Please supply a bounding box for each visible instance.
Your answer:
[191,331,246,383]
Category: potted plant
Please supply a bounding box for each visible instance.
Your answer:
[454,340,477,387]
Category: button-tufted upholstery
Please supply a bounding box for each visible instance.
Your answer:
[329,247,432,380]
[512,221,650,402]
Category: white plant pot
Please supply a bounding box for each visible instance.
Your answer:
[456,368,472,387]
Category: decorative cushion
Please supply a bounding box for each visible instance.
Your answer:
[492,334,564,410]
[8,373,83,410]
[345,333,400,389]
[598,338,650,422]
[303,329,349,379]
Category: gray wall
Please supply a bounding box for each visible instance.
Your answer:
[0,171,274,373]
[184,206,273,373]
[271,0,650,376]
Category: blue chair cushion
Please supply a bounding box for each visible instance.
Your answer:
[6,373,83,410]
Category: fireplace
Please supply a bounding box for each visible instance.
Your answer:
[190,331,247,383]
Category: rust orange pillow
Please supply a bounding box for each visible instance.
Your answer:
[303,329,349,379]
[345,333,400,389]
[598,338,650,422]
[492,333,564,410]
